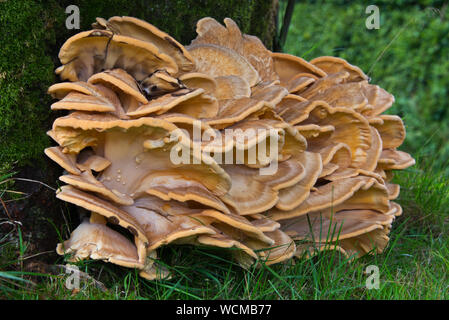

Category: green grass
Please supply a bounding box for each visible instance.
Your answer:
[1,158,448,299]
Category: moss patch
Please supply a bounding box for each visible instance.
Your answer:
[0,1,60,167]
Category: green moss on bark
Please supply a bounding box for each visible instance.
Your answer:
[0,0,277,169]
[0,1,60,167]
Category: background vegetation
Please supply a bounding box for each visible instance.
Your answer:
[1,0,448,299]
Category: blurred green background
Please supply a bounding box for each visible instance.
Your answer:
[282,0,449,172]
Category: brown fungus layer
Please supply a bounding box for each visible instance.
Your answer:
[47,16,414,279]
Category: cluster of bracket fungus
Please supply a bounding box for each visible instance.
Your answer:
[45,16,414,280]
